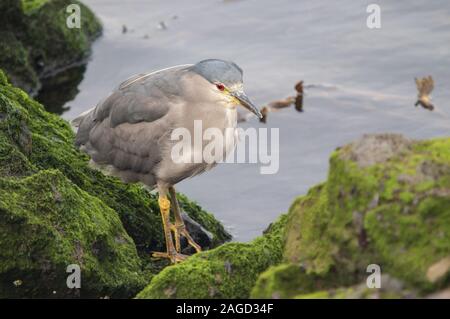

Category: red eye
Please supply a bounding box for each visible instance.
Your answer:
[216,83,225,91]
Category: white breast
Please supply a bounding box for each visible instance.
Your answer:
[224,108,238,158]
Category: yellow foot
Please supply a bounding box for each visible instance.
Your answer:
[169,224,182,253]
[152,251,188,263]
[158,196,171,211]
[170,224,202,253]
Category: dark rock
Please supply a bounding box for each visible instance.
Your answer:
[181,212,214,254]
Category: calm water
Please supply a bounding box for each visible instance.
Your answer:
[61,0,450,241]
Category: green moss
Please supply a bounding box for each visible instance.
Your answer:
[250,263,343,299]
[295,291,330,299]
[365,197,450,291]
[136,214,287,299]
[0,31,38,93]
[21,0,49,14]
[294,275,418,299]
[0,0,102,94]
[0,71,231,297]
[398,191,414,204]
[259,134,450,298]
[26,0,102,76]
[283,154,380,278]
[0,70,8,86]
[0,169,146,298]
[0,135,36,176]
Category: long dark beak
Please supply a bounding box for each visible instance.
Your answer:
[231,91,262,119]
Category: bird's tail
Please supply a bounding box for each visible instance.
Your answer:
[71,107,95,129]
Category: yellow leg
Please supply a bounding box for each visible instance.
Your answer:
[152,195,187,263]
[169,186,202,254]
[170,224,182,253]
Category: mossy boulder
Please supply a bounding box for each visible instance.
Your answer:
[0,71,230,297]
[136,214,287,299]
[0,170,145,298]
[0,0,102,94]
[295,275,418,299]
[252,134,450,298]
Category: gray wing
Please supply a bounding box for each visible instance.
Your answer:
[74,65,190,184]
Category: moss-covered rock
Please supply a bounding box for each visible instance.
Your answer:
[136,214,287,299]
[0,0,102,94]
[252,134,450,298]
[0,169,145,298]
[250,263,344,299]
[0,70,230,297]
[294,275,418,299]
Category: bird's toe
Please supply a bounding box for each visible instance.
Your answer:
[152,251,188,264]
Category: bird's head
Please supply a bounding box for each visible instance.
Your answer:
[191,59,262,118]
